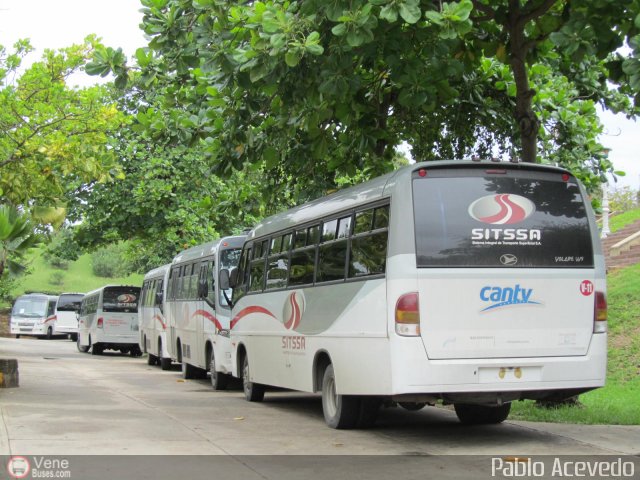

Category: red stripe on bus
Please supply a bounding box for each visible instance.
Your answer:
[153,315,167,330]
[44,315,57,324]
[230,306,275,329]
[194,310,223,331]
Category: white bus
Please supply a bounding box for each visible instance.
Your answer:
[10,293,59,339]
[77,285,142,356]
[165,236,245,389]
[139,264,172,369]
[221,160,607,429]
[55,292,84,341]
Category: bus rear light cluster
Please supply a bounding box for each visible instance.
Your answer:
[97,317,104,329]
[395,292,420,337]
[594,291,607,333]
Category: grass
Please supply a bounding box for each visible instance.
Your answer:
[608,207,640,233]
[2,248,143,308]
[510,263,640,425]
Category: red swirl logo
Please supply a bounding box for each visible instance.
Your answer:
[282,291,305,331]
[117,294,137,303]
[468,194,535,225]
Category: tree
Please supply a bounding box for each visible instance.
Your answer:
[0,204,41,279]
[88,0,639,194]
[0,37,126,209]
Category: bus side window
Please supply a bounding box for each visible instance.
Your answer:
[233,245,252,303]
[266,233,290,290]
[156,280,164,307]
[289,223,319,286]
[48,300,56,316]
[249,249,266,293]
[317,216,350,283]
[207,260,216,306]
[349,205,389,278]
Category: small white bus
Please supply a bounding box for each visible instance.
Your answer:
[54,292,84,341]
[10,293,59,339]
[139,264,172,369]
[77,285,142,356]
[165,236,245,389]
[221,160,607,429]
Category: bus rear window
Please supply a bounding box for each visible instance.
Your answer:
[103,287,140,313]
[412,169,594,268]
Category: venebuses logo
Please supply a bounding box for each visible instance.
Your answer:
[469,194,535,225]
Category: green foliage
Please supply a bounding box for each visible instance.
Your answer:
[0,272,18,303]
[609,208,640,234]
[608,186,639,214]
[0,37,126,209]
[87,0,640,195]
[0,204,41,278]
[91,243,135,278]
[42,228,81,269]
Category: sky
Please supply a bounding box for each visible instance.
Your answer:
[0,0,638,190]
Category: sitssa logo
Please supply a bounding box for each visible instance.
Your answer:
[468,194,535,225]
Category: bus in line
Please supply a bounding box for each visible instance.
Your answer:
[139,264,172,369]
[220,160,607,429]
[165,236,245,389]
[77,285,142,356]
[54,292,84,341]
[10,293,59,339]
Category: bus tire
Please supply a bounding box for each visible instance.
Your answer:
[147,353,158,366]
[160,357,172,371]
[454,403,511,425]
[210,351,229,391]
[77,335,90,353]
[91,343,103,356]
[182,360,198,379]
[321,364,360,429]
[242,355,265,402]
[399,402,427,411]
[46,327,53,340]
[130,346,142,357]
[15,335,20,339]
[70,333,78,342]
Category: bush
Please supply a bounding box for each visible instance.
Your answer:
[91,243,135,278]
[49,271,65,286]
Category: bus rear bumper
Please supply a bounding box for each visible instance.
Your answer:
[388,333,607,402]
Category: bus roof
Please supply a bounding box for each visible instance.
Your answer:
[247,160,575,240]
[143,264,170,281]
[171,235,247,266]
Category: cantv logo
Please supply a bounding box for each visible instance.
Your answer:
[480,284,541,312]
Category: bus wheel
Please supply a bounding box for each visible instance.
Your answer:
[321,364,360,429]
[15,335,20,339]
[77,335,90,353]
[399,402,427,411]
[147,353,158,366]
[210,351,229,391]
[70,333,78,342]
[46,327,53,340]
[182,360,197,379]
[242,355,265,402]
[454,403,511,425]
[91,343,103,356]
[160,357,172,371]
[130,346,142,357]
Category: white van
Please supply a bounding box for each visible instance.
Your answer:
[222,160,607,428]
[139,264,172,369]
[77,285,142,356]
[10,293,59,339]
[54,293,84,341]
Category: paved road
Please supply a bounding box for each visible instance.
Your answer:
[0,337,638,479]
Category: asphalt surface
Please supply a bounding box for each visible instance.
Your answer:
[0,336,638,479]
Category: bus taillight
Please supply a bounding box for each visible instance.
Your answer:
[395,292,420,337]
[97,317,104,329]
[594,292,607,333]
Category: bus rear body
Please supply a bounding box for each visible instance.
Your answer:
[78,285,142,355]
[228,161,606,428]
[10,293,59,339]
[55,293,84,340]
